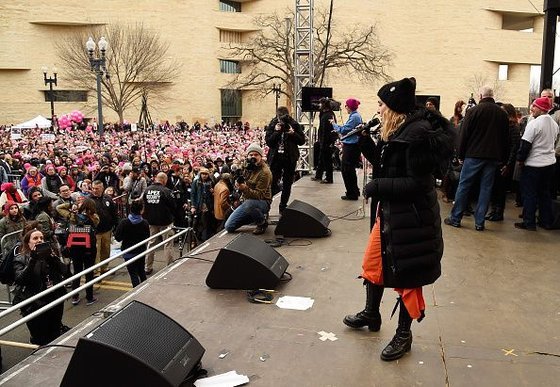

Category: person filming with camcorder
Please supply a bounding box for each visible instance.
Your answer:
[224,144,273,235]
[265,106,306,214]
[12,226,70,345]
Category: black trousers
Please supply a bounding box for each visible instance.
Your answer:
[24,299,64,345]
[71,247,96,301]
[314,144,334,182]
[341,143,361,198]
[271,158,297,210]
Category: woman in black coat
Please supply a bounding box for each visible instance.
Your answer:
[12,228,68,345]
[343,77,451,361]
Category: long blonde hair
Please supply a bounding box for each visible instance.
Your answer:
[380,109,407,141]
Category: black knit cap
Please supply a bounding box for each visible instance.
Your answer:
[377,77,417,114]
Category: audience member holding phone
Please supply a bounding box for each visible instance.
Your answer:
[12,226,69,345]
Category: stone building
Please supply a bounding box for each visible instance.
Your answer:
[0,0,546,126]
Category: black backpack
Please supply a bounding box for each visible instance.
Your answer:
[0,243,21,285]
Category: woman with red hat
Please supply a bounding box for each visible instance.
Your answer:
[331,98,363,200]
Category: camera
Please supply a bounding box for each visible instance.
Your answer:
[32,242,52,260]
[245,157,258,171]
[277,115,291,131]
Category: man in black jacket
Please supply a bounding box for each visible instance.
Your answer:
[265,106,306,214]
[311,98,336,184]
[91,180,118,274]
[445,86,509,231]
[143,172,176,275]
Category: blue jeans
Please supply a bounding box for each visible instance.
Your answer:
[520,165,554,228]
[224,199,270,232]
[450,158,498,227]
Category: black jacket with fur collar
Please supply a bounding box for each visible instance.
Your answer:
[359,108,452,288]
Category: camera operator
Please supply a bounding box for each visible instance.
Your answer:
[123,167,147,205]
[312,98,337,184]
[167,163,189,228]
[331,98,363,200]
[224,144,272,235]
[265,106,306,214]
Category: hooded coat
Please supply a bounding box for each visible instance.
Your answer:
[359,108,452,288]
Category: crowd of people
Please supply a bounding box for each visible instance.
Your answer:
[0,121,271,346]
[441,87,560,232]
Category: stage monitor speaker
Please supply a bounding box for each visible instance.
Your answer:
[205,233,289,289]
[60,301,205,387]
[275,200,331,238]
[302,87,333,112]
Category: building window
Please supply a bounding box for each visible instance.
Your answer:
[219,29,243,43]
[221,89,242,118]
[43,90,88,102]
[220,59,240,74]
[498,64,509,81]
[220,0,241,12]
[502,14,534,32]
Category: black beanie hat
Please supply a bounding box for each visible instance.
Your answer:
[377,77,417,114]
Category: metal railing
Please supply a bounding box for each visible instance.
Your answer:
[0,226,187,338]
[0,229,23,308]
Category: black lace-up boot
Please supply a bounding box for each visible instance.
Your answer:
[343,281,383,331]
[380,300,413,361]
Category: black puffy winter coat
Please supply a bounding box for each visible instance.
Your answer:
[359,108,452,288]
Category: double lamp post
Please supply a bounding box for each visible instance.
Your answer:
[86,36,108,136]
[42,66,57,126]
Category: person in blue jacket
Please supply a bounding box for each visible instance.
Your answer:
[331,98,363,200]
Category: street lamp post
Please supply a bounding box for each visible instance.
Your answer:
[272,83,281,111]
[86,36,108,136]
[42,66,57,126]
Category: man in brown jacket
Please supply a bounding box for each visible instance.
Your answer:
[213,173,232,231]
[224,144,272,235]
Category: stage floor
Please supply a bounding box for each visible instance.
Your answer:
[1,173,559,386]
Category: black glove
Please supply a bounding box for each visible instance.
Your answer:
[364,180,378,199]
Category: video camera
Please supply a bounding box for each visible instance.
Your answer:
[313,97,341,112]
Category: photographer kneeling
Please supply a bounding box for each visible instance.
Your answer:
[12,226,69,345]
[224,144,272,235]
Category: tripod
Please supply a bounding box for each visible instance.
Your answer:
[175,226,198,257]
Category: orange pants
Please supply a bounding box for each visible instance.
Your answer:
[361,211,425,320]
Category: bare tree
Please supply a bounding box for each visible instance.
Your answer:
[464,72,505,101]
[56,23,181,124]
[221,8,392,108]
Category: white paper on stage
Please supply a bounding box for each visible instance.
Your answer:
[276,296,314,310]
[194,371,249,387]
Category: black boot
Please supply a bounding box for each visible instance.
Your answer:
[486,207,504,221]
[343,281,383,331]
[380,299,413,361]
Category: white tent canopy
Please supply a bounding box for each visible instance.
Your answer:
[12,115,52,129]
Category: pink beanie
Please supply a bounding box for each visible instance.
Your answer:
[345,98,360,111]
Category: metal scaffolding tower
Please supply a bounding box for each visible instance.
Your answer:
[294,0,314,171]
